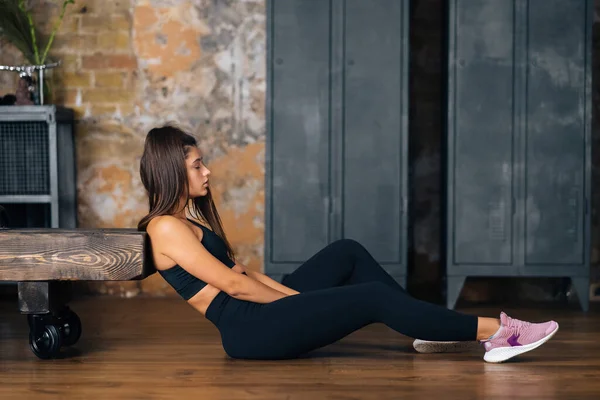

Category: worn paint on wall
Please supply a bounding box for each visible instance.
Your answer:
[0,0,598,302]
[0,0,265,297]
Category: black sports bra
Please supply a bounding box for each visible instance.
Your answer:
[158,218,236,300]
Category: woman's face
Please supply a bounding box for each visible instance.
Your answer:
[185,146,211,198]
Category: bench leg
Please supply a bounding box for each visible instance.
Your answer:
[18,282,82,359]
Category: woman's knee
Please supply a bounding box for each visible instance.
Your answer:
[332,238,365,253]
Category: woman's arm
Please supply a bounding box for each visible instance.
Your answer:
[226,272,292,303]
[238,267,300,296]
[147,216,290,304]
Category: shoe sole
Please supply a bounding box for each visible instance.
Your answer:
[483,324,559,363]
[413,340,481,354]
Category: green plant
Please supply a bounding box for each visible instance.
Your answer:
[0,0,75,65]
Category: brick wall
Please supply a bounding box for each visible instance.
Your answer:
[1,0,266,297]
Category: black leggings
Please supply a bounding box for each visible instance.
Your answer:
[205,239,478,360]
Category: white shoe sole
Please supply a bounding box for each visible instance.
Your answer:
[413,339,481,354]
[483,324,559,363]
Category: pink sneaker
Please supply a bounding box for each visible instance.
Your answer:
[482,312,559,363]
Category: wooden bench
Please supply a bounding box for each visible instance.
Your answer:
[0,228,155,359]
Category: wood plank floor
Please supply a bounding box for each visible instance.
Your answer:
[1,297,599,399]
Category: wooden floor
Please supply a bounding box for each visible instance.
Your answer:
[1,297,599,400]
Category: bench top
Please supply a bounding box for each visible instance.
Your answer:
[0,229,156,281]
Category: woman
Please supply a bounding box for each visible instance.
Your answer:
[138,125,558,363]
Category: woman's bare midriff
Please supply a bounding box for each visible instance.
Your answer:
[186,284,222,316]
[149,217,233,316]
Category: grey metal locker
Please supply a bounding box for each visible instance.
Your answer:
[445,0,592,311]
[265,0,409,286]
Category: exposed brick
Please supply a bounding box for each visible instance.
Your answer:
[118,103,135,116]
[0,0,270,300]
[112,14,132,31]
[80,0,133,16]
[123,70,136,89]
[82,88,134,103]
[52,34,98,53]
[110,0,134,15]
[54,89,79,104]
[33,3,78,33]
[75,0,99,14]
[50,54,80,71]
[59,71,92,88]
[69,105,89,119]
[58,15,80,34]
[81,14,130,33]
[94,72,126,88]
[97,32,131,52]
[91,104,118,115]
[79,15,107,32]
[82,54,137,69]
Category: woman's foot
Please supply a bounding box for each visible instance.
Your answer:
[413,312,558,363]
[412,339,480,353]
[481,312,558,363]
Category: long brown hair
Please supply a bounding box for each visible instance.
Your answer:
[137,125,235,260]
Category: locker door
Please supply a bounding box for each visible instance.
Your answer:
[445,0,592,310]
[447,0,516,268]
[266,0,410,285]
[343,0,409,284]
[523,0,589,267]
[265,0,333,278]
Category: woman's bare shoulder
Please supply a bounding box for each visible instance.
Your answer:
[147,215,180,233]
[146,216,202,244]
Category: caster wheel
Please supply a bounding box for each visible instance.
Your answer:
[61,309,82,346]
[29,324,62,359]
